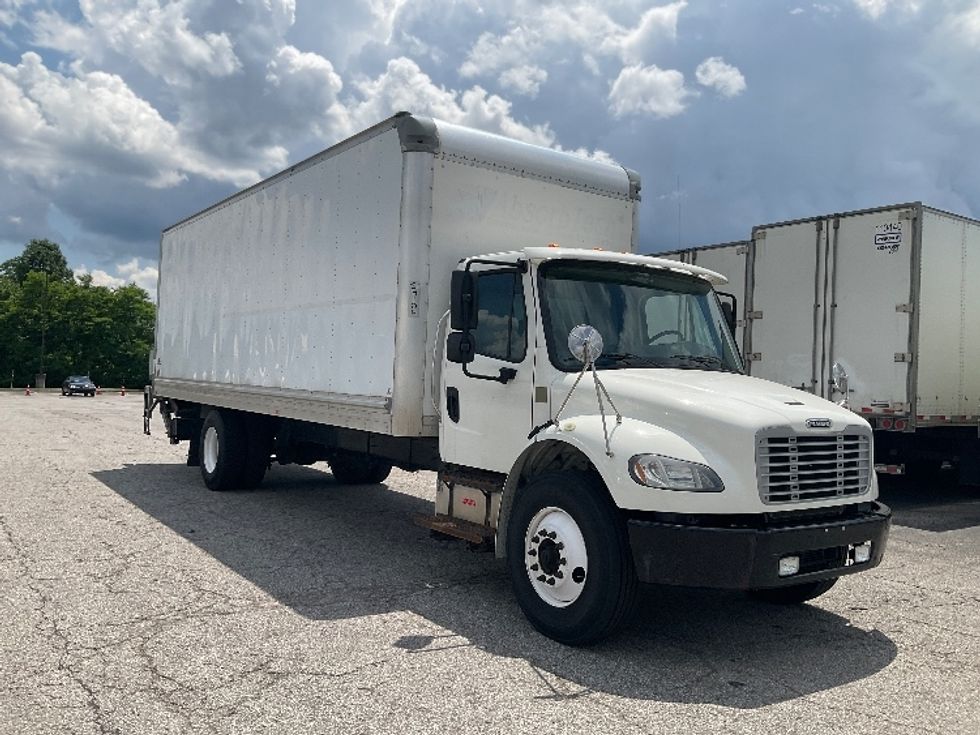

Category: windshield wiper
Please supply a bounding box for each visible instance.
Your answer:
[667,354,733,371]
[594,352,668,368]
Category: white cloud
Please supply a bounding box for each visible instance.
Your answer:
[498,64,547,97]
[852,0,921,19]
[26,1,343,183]
[459,1,687,79]
[341,57,556,147]
[613,1,687,65]
[459,26,542,78]
[33,1,242,87]
[0,0,27,27]
[695,57,746,98]
[0,52,260,187]
[75,258,159,297]
[608,64,693,119]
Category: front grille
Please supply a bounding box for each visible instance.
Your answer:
[757,430,872,505]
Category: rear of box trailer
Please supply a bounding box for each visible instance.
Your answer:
[153,113,639,438]
[664,202,980,481]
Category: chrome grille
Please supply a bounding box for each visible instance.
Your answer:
[757,430,872,505]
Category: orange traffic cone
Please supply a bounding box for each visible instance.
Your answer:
[120,385,126,396]
[24,385,31,396]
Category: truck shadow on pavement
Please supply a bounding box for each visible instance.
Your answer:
[94,463,897,708]
[878,476,980,533]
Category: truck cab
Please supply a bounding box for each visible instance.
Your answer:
[437,246,890,644]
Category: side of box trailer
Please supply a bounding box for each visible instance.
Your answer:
[663,202,980,482]
[153,113,639,439]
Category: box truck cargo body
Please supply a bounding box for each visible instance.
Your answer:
[146,114,890,644]
[665,203,980,483]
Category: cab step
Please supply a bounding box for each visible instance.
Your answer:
[414,514,495,545]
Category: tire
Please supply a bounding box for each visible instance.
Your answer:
[749,578,837,605]
[199,409,247,491]
[328,451,392,485]
[506,471,637,646]
[240,416,273,489]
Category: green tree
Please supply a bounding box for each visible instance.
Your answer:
[0,238,74,284]
[0,240,156,389]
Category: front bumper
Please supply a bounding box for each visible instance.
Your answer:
[628,502,890,589]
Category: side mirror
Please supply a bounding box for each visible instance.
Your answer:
[450,271,478,331]
[717,292,737,335]
[446,331,475,365]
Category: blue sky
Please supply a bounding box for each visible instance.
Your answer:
[1,0,978,293]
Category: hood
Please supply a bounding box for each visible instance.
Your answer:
[554,368,865,435]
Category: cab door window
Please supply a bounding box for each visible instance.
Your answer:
[473,272,527,363]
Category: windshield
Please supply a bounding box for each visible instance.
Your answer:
[539,260,743,373]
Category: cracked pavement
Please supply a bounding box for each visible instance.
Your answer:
[1,392,978,734]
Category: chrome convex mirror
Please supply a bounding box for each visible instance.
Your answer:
[568,324,604,365]
[831,361,850,408]
[530,324,621,457]
[831,361,849,395]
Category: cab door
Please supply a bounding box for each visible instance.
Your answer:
[440,268,534,473]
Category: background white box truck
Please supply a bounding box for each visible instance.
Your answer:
[665,203,980,485]
[145,114,890,644]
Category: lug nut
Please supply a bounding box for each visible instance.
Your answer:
[555,570,564,579]
[546,577,556,586]
[556,542,564,550]
[527,549,536,556]
[530,564,539,571]
[537,575,546,582]
[559,558,567,566]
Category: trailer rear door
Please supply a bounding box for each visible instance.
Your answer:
[747,221,827,392]
[824,207,916,411]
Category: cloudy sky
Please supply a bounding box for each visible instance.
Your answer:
[1,0,978,295]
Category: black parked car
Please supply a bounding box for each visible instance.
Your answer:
[62,375,97,396]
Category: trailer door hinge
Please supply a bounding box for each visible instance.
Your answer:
[899,210,914,221]
[736,245,750,255]
[896,303,914,314]
[746,352,763,362]
[747,310,763,320]
[894,352,913,363]
[754,231,766,241]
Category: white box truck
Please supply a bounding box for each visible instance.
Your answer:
[665,203,980,485]
[145,114,890,644]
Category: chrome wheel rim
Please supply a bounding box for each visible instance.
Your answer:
[203,426,219,475]
[524,506,589,607]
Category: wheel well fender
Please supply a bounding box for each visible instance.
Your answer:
[495,438,611,559]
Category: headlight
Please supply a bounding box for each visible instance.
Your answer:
[628,454,724,492]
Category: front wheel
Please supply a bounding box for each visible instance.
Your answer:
[749,579,837,605]
[506,472,636,646]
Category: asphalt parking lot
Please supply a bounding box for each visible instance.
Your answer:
[2,392,978,734]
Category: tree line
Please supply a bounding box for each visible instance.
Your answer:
[0,239,155,389]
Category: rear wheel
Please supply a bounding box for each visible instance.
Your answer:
[506,472,637,646]
[749,579,837,605]
[240,416,273,489]
[200,410,247,491]
[328,451,392,485]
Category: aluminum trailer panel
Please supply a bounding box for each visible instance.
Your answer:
[916,208,980,420]
[663,202,980,429]
[154,114,639,437]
